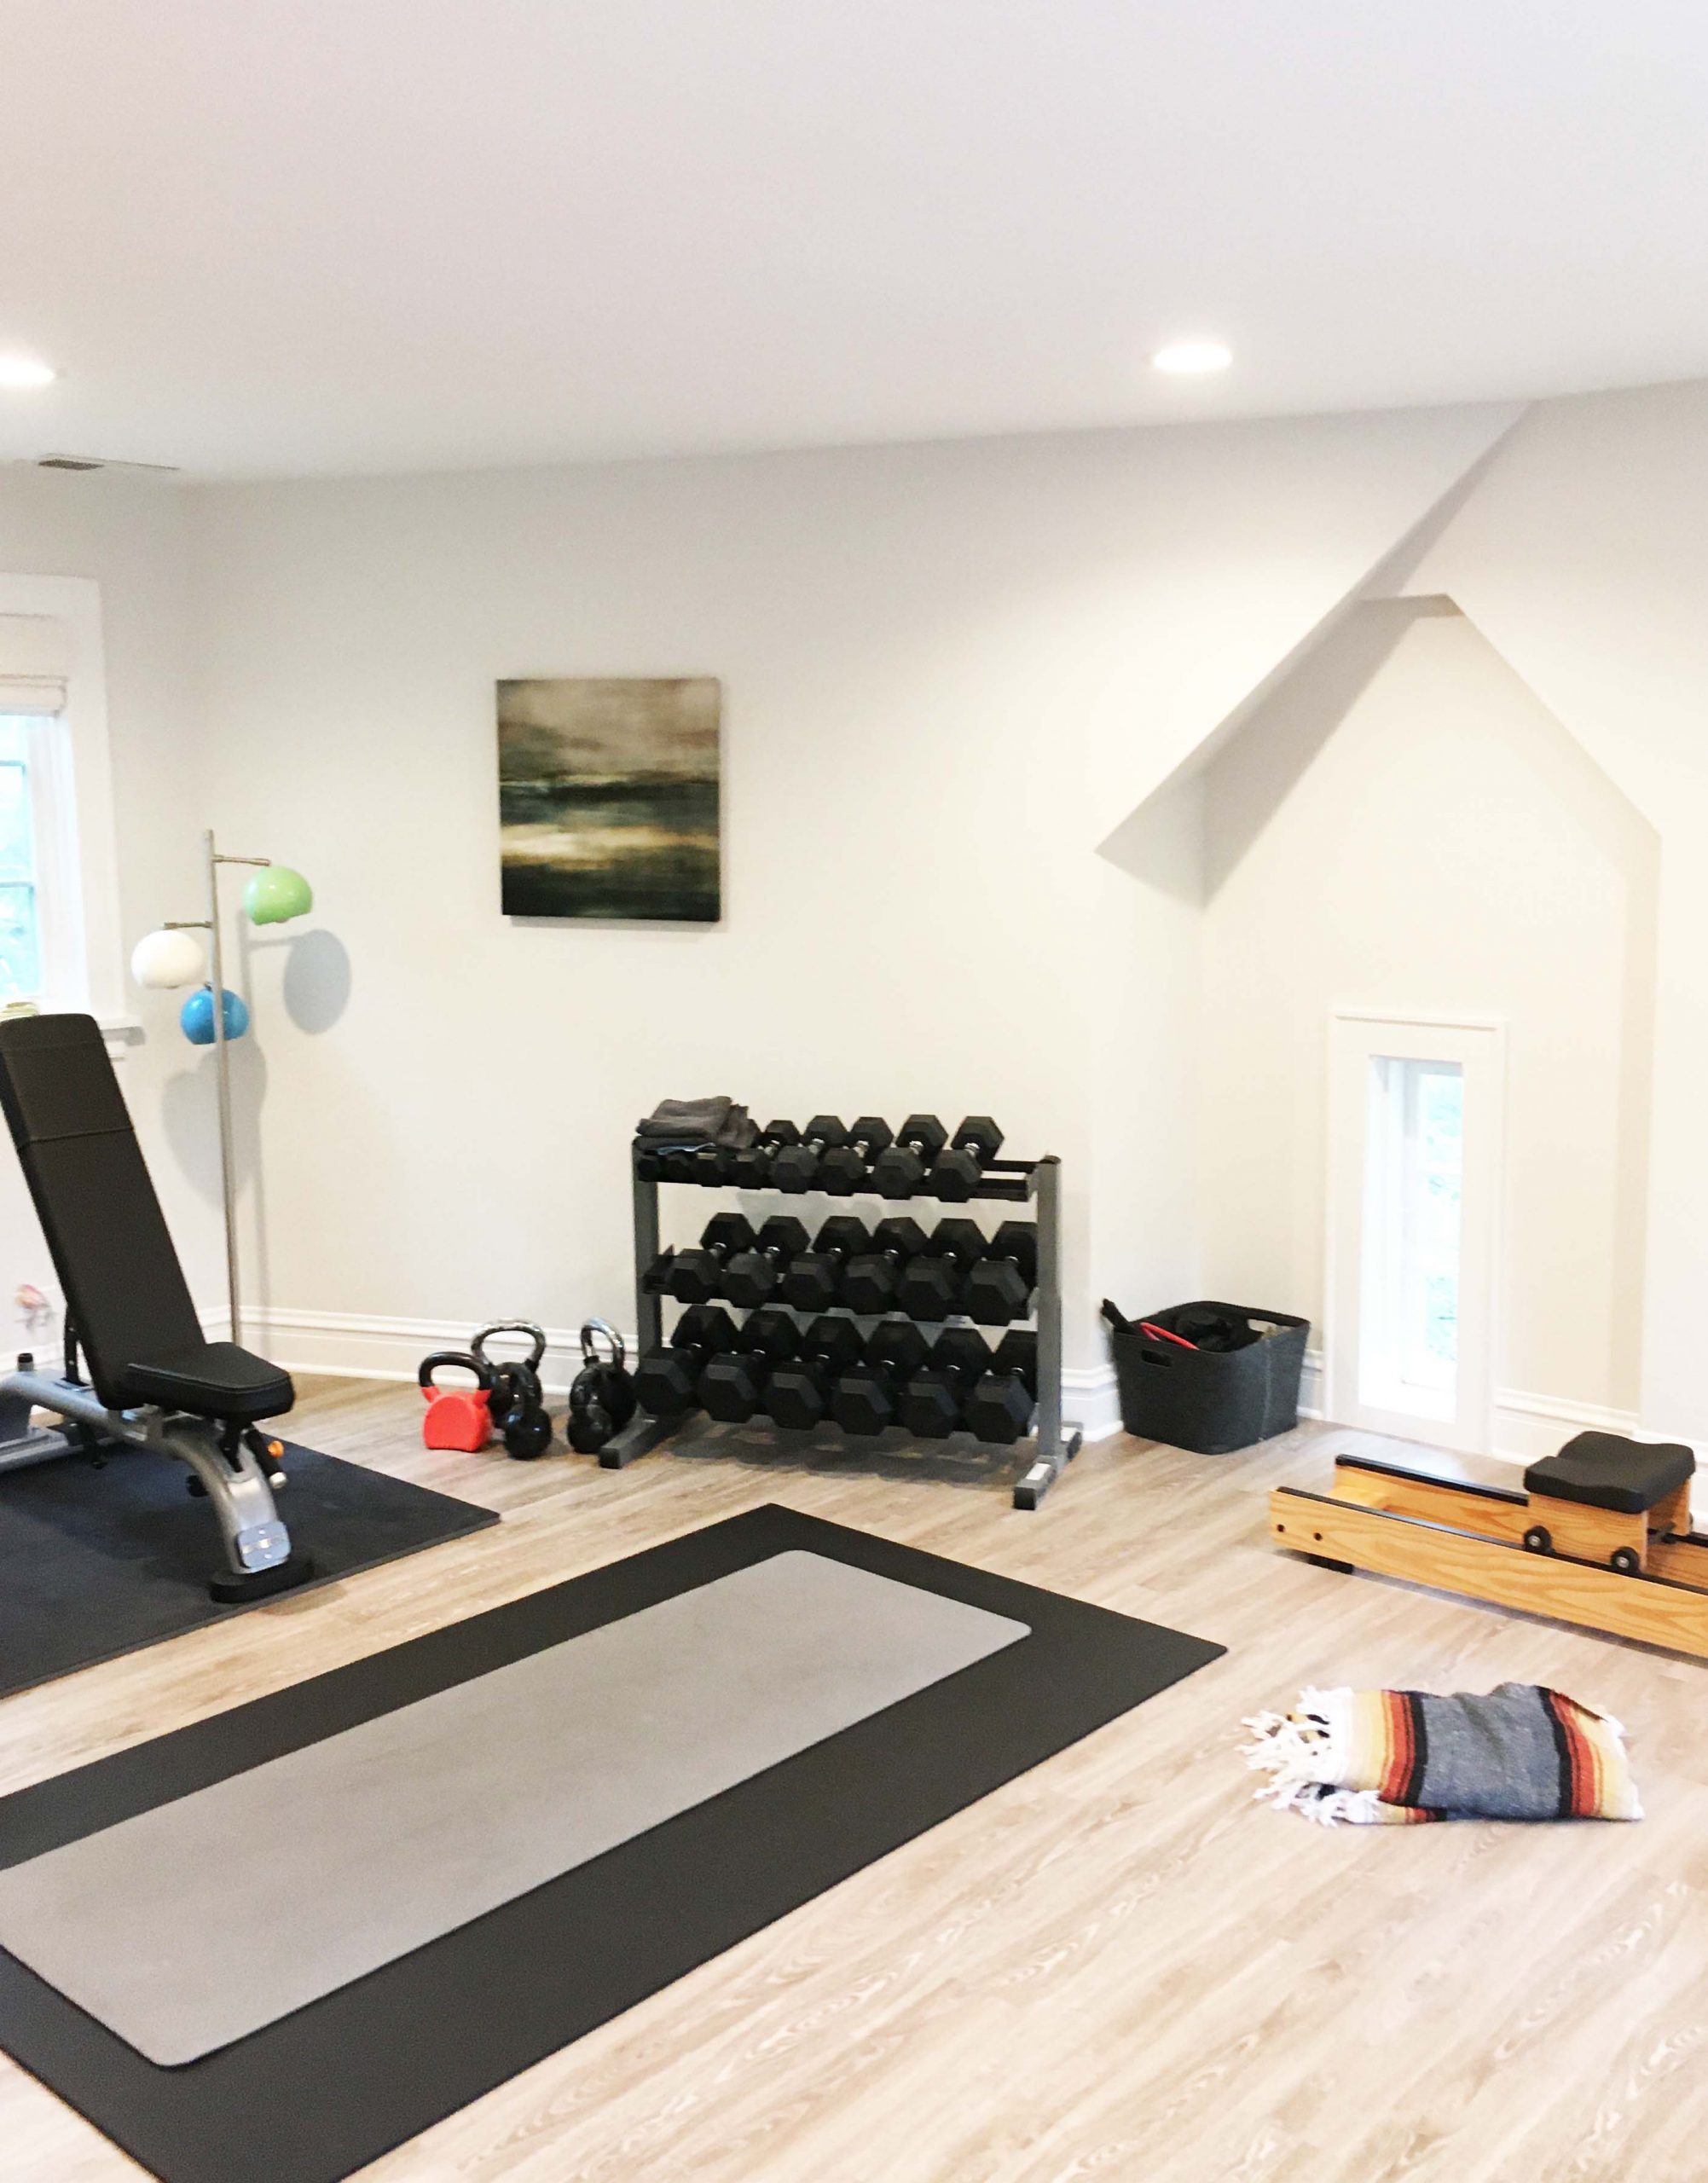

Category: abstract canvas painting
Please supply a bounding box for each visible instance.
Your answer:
[497,677,721,922]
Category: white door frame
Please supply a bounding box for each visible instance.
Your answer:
[1325,1008,1505,1454]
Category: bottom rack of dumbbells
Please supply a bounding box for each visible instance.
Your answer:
[605,1295,1049,1473]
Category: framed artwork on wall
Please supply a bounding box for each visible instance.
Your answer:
[496,676,721,923]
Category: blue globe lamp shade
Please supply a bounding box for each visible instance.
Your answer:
[180,985,251,1046]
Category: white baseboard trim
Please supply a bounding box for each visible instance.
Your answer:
[206,1306,599,1396]
[1298,1346,1662,1467]
[1298,1349,1325,1422]
[208,1316,1688,1465]
[216,1306,1130,1438]
[1064,1364,1122,1443]
[1486,1387,1644,1464]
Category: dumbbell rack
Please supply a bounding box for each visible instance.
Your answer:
[600,1142,1083,1508]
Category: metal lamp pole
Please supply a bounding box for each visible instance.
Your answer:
[165,829,273,1345]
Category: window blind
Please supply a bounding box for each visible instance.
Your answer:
[0,615,69,715]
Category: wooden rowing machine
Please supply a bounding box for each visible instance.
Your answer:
[1270,1430,1708,1659]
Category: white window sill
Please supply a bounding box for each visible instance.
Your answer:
[6,1005,143,1059]
[97,1011,143,1057]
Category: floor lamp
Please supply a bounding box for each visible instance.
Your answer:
[130,829,314,1345]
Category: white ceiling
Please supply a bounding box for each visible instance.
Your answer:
[3,1,1707,478]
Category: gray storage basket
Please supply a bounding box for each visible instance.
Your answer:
[1108,1301,1309,1454]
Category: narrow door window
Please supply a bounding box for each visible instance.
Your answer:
[1361,1056,1463,1419]
[1329,1014,1500,1454]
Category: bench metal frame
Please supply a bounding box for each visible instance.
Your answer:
[0,1361,294,1591]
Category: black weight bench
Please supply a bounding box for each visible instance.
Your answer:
[0,1012,310,1599]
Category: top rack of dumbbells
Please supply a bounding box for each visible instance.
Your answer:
[604,1115,1084,1508]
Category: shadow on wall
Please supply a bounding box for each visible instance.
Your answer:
[161,1037,269,1206]
[1096,595,1457,905]
[280,929,354,1034]
[1198,596,1456,898]
[160,926,350,1323]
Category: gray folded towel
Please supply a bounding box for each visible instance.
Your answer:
[635,1097,755,1148]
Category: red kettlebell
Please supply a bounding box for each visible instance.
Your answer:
[419,1350,496,1451]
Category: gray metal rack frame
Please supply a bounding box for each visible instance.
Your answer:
[600,1147,1084,1508]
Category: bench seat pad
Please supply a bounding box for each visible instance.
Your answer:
[125,1343,295,1423]
[1525,1431,1695,1515]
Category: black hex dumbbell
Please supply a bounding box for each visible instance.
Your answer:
[962,1220,1039,1325]
[831,1317,932,1434]
[765,1316,867,1430]
[722,1213,812,1307]
[927,1117,1005,1202]
[817,1116,895,1196]
[895,1219,987,1321]
[840,1215,930,1315]
[870,1114,950,1199]
[728,1120,800,1188]
[964,1330,1038,1444]
[771,1115,849,1193]
[641,1248,679,1294]
[669,1212,758,1303]
[690,1138,737,1185]
[899,1327,994,1439]
[634,1305,738,1418]
[698,1306,800,1423]
[634,1136,705,1183]
[780,1215,871,1312]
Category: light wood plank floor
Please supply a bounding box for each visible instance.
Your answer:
[4,1385,1707,2183]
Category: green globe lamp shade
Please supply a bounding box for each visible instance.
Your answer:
[244,865,313,926]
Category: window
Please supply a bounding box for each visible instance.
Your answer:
[1328,1012,1502,1455]
[0,587,124,1022]
[0,716,44,1003]
[1360,1057,1463,1417]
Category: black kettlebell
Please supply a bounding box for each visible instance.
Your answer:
[472,1321,553,1459]
[566,1319,637,1454]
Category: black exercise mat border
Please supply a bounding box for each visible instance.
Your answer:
[0,1503,1225,2183]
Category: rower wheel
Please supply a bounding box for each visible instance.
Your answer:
[1522,1525,1552,1555]
[1610,1546,1641,1576]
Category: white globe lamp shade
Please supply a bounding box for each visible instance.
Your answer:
[130,927,206,991]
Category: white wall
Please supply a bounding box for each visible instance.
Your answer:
[10,380,1708,1458]
[1194,602,1657,1438]
[1089,778,1207,1326]
[177,408,1511,1380]
[1391,382,1708,1441]
[0,469,219,1358]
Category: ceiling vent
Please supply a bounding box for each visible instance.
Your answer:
[34,454,181,475]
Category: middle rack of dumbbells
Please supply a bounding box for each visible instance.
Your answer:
[602,1115,1083,1509]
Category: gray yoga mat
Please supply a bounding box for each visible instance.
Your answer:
[0,1549,1028,2068]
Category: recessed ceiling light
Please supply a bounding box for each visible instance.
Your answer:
[0,355,58,391]
[1151,340,1232,375]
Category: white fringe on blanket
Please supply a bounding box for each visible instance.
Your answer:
[1240,1686,1390,1826]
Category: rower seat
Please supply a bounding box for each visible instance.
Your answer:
[1525,1431,1695,1516]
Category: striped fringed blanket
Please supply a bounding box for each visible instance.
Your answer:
[1241,1682,1642,1825]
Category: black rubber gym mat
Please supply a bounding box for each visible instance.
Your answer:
[0,1440,498,1697]
[0,1503,1223,2183]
